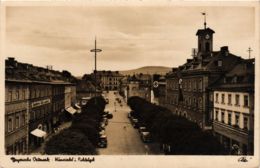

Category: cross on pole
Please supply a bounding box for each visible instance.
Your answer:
[90,37,102,103]
[247,47,252,59]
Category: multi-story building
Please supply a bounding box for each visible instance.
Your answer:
[5,79,29,154]
[5,57,76,154]
[165,25,244,130]
[76,79,101,105]
[127,74,152,102]
[210,59,254,155]
[89,70,124,91]
[28,83,52,152]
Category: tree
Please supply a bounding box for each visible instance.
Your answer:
[70,123,99,146]
[45,129,97,155]
[127,96,227,155]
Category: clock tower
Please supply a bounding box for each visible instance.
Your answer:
[196,28,215,54]
[196,12,215,58]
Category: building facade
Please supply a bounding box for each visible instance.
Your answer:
[127,74,152,102]
[28,83,53,152]
[211,59,254,155]
[5,80,29,154]
[165,26,244,130]
[89,70,124,91]
[5,57,76,154]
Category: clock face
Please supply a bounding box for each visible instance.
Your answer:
[205,34,210,40]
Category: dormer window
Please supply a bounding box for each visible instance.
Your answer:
[233,76,237,83]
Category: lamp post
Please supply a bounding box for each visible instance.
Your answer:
[90,37,102,104]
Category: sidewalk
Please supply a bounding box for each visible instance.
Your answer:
[30,121,72,155]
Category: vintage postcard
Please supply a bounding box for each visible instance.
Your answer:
[0,0,259,168]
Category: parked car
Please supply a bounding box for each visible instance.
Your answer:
[138,126,148,133]
[141,131,152,143]
[132,118,139,128]
[97,134,107,148]
[99,130,105,135]
[99,123,106,130]
[102,117,108,125]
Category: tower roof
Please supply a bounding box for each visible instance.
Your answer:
[196,28,215,36]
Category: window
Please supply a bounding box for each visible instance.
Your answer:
[235,113,240,127]
[31,89,36,98]
[209,93,213,102]
[228,112,232,125]
[221,94,225,104]
[235,94,240,106]
[21,114,25,126]
[198,98,202,108]
[215,110,219,121]
[221,111,225,123]
[8,117,13,132]
[243,116,249,130]
[244,95,249,107]
[22,90,26,100]
[15,115,20,128]
[199,79,202,91]
[193,81,197,91]
[228,94,232,105]
[14,90,19,100]
[218,60,222,67]
[223,77,226,83]
[215,93,219,103]
[8,91,12,102]
[36,89,40,98]
[193,98,196,107]
[233,76,237,83]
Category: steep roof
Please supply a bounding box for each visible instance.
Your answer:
[209,59,255,92]
[5,57,75,84]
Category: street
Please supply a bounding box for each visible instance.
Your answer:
[98,91,162,155]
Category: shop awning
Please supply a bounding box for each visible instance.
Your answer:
[66,107,77,115]
[31,129,47,138]
[75,104,81,109]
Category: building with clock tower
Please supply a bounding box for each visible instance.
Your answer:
[165,18,247,131]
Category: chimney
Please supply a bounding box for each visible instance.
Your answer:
[187,59,193,63]
[191,48,198,58]
[220,46,229,56]
[7,57,17,67]
[8,57,15,62]
[172,68,178,72]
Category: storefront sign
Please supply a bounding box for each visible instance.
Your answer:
[31,99,51,108]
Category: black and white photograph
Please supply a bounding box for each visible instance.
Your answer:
[0,1,259,168]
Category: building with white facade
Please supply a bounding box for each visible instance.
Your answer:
[211,59,254,155]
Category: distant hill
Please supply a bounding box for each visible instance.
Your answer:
[119,66,172,76]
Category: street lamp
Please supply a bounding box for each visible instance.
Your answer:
[90,37,102,104]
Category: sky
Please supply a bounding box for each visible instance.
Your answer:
[5,5,256,76]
